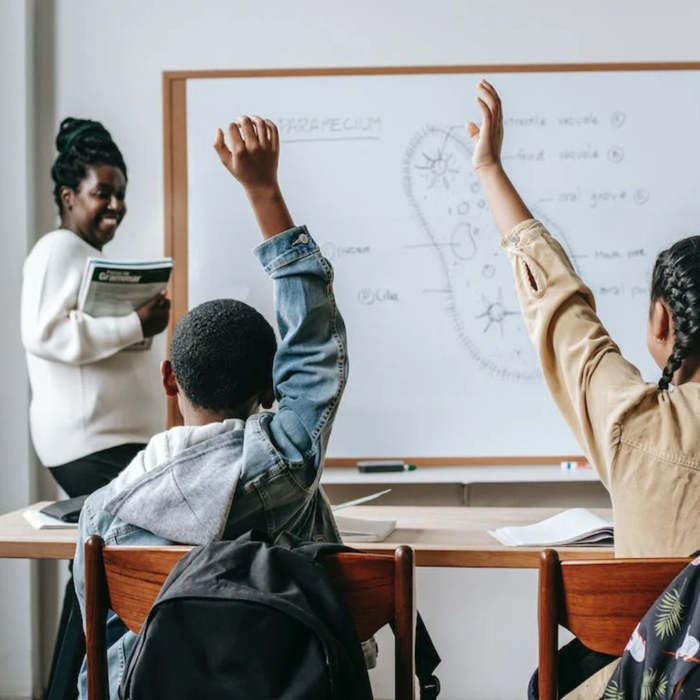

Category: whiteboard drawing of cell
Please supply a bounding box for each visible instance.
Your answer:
[403,126,575,381]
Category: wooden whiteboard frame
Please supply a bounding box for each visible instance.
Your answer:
[163,62,700,466]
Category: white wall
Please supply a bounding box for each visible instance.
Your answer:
[3,0,700,696]
[0,1,38,697]
[369,568,543,700]
[48,0,700,262]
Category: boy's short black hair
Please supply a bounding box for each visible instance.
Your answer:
[170,299,277,412]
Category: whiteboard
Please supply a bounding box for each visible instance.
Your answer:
[181,66,700,460]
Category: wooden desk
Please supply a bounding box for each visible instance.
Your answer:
[0,503,78,559]
[349,505,614,567]
[0,503,614,567]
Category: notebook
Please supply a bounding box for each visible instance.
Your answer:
[39,494,87,523]
[488,508,613,547]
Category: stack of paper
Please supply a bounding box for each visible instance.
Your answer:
[489,508,613,547]
[23,508,79,530]
[331,488,395,542]
[334,515,396,542]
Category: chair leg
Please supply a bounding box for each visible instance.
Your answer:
[85,536,109,700]
[394,545,415,700]
[538,549,560,700]
[45,580,84,700]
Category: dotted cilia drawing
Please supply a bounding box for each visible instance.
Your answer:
[403,126,575,381]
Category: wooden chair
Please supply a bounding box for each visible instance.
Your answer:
[85,536,416,699]
[538,548,693,699]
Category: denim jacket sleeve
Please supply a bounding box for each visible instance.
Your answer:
[254,226,348,474]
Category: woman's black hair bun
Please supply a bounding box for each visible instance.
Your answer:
[55,118,110,155]
[51,117,127,211]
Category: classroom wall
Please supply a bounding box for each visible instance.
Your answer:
[0,1,38,698]
[46,0,700,263]
[3,0,700,696]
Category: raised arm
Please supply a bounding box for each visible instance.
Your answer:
[468,81,651,483]
[214,116,347,468]
[466,80,533,235]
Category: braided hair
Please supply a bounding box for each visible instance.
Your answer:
[50,118,127,213]
[650,236,700,390]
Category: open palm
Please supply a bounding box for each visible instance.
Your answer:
[467,80,504,171]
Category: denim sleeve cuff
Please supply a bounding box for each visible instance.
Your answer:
[254,225,319,274]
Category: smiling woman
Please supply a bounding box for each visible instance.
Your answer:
[59,163,127,248]
[51,119,128,251]
[20,118,171,699]
[23,117,170,484]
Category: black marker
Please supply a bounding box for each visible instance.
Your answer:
[357,460,417,473]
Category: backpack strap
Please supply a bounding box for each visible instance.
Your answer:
[278,533,443,697]
[416,613,441,699]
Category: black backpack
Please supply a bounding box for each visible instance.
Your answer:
[119,531,440,699]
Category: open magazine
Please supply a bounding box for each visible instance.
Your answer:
[489,508,613,547]
[78,257,173,350]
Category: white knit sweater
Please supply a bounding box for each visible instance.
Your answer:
[21,229,165,466]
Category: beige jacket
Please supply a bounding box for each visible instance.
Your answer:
[504,219,700,558]
[505,219,700,697]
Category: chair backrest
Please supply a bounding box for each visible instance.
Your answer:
[537,548,691,699]
[84,535,416,700]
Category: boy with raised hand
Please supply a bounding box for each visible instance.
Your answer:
[73,115,349,698]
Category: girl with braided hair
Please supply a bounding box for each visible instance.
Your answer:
[649,236,700,391]
[468,80,700,561]
[468,81,700,699]
[21,118,170,698]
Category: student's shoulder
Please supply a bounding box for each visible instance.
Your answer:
[145,420,244,465]
[620,382,700,456]
[79,484,149,547]
[31,228,88,252]
[242,410,304,470]
[80,482,118,535]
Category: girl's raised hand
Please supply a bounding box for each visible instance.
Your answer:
[214,116,280,192]
[466,80,504,172]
